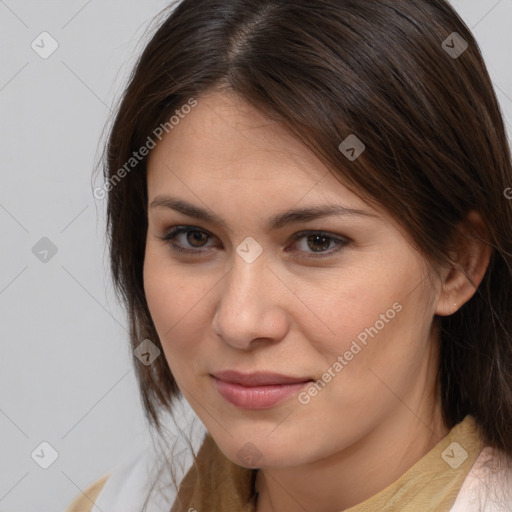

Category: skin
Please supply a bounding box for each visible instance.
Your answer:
[143,90,491,512]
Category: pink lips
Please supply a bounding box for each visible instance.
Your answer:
[211,370,313,409]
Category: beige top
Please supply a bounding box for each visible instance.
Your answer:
[65,471,111,512]
[66,415,491,511]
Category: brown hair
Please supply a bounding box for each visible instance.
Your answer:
[98,0,512,500]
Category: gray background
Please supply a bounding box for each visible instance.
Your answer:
[0,1,511,511]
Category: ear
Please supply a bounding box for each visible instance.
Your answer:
[435,210,493,316]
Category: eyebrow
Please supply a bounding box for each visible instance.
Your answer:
[149,195,378,232]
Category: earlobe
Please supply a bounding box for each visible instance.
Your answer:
[434,210,492,317]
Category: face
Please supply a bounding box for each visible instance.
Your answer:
[143,90,443,469]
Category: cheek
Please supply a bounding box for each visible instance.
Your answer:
[299,258,432,369]
[292,267,403,356]
[143,247,208,363]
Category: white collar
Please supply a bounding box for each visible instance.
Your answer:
[451,445,512,511]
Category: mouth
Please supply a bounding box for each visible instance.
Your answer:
[211,370,314,409]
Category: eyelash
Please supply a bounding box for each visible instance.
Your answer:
[156,226,349,260]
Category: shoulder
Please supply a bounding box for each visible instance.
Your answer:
[451,446,512,511]
[65,472,111,512]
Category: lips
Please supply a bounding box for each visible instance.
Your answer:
[212,370,312,386]
[211,370,314,409]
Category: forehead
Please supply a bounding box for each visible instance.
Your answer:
[146,91,373,214]
[148,91,326,180]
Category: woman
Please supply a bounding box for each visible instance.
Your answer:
[67,0,512,510]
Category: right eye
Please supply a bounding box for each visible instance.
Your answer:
[156,225,217,255]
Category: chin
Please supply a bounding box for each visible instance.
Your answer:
[214,431,313,469]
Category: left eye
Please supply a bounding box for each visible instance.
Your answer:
[288,231,348,258]
[157,226,349,259]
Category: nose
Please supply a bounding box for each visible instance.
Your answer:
[211,248,289,350]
